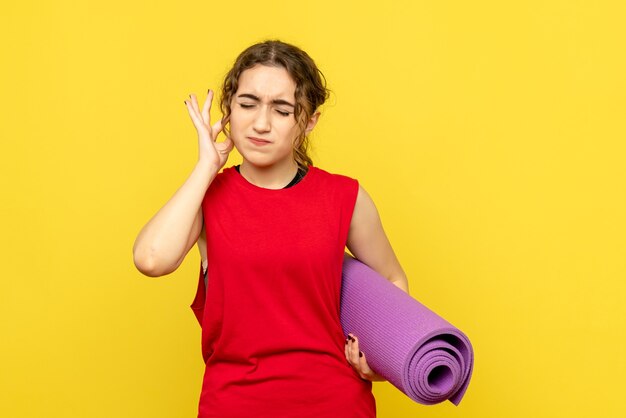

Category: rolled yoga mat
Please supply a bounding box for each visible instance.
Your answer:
[340,254,474,406]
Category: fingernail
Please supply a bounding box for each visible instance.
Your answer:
[350,337,355,342]
[183,101,187,105]
[345,338,349,344]
[359,351,363,358]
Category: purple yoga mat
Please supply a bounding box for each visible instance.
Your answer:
[340,255,474,405]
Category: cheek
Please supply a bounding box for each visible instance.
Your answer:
[227,112,245,135]
[285,123,303,143]
[280,117,300,133]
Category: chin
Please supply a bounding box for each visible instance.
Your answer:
[233,140,293,169]
[235,148,275,168]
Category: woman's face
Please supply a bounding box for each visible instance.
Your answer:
[229,64,302,169]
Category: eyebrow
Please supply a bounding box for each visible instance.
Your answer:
[237,93,295,108]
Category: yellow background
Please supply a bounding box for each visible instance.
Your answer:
[1,0,625,417]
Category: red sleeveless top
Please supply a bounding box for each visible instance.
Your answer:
[190,166,376,418]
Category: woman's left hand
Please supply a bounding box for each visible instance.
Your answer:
[345,334,386,381]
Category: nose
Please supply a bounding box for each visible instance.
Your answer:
[253,106,271,133]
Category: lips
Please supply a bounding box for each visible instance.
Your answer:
[248,136,271,146]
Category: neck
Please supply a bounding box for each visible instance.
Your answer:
[240,159,299,190]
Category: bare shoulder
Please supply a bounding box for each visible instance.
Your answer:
[348,185,382,250]
[350,185,381,230]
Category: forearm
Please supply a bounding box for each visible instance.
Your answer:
[133,161,217,276]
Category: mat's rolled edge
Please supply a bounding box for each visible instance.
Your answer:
[341,254,474,406]
[401,326,473,405]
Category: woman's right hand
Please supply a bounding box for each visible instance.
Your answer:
[184,90,234,170]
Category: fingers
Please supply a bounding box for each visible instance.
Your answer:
[216,137,234,156]
[184,98,204,129]
[202,90,213,126]
[185,90,227,141]
[189,94,202,119]
[212,114,232,140]
[345,333,358,365]
[213,115,233,156]
[345,333,373,380]
[184,92,210,125]
[344,335,351,362]
[211,118,224,137]
[358,348,374,377]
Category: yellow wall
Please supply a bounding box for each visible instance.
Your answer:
[2,1,625,417]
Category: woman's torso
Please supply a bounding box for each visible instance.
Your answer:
[191,166,376,418]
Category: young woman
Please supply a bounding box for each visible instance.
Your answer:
[133,40,408,418]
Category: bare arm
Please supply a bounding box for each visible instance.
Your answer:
[132,163,216,277]
[346,185,409,294]
[132,90,233,277]
[345,185,409,381]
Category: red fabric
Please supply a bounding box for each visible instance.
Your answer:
[190,166,376,418]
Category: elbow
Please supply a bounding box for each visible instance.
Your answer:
[390,274,410,295]
[133,251,159,277]
[133,246,171,277]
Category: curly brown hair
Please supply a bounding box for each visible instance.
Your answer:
[219,40,330,170]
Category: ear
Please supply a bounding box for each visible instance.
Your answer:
[304,111,321,135]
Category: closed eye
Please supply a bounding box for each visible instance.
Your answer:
[239,103,291,117]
